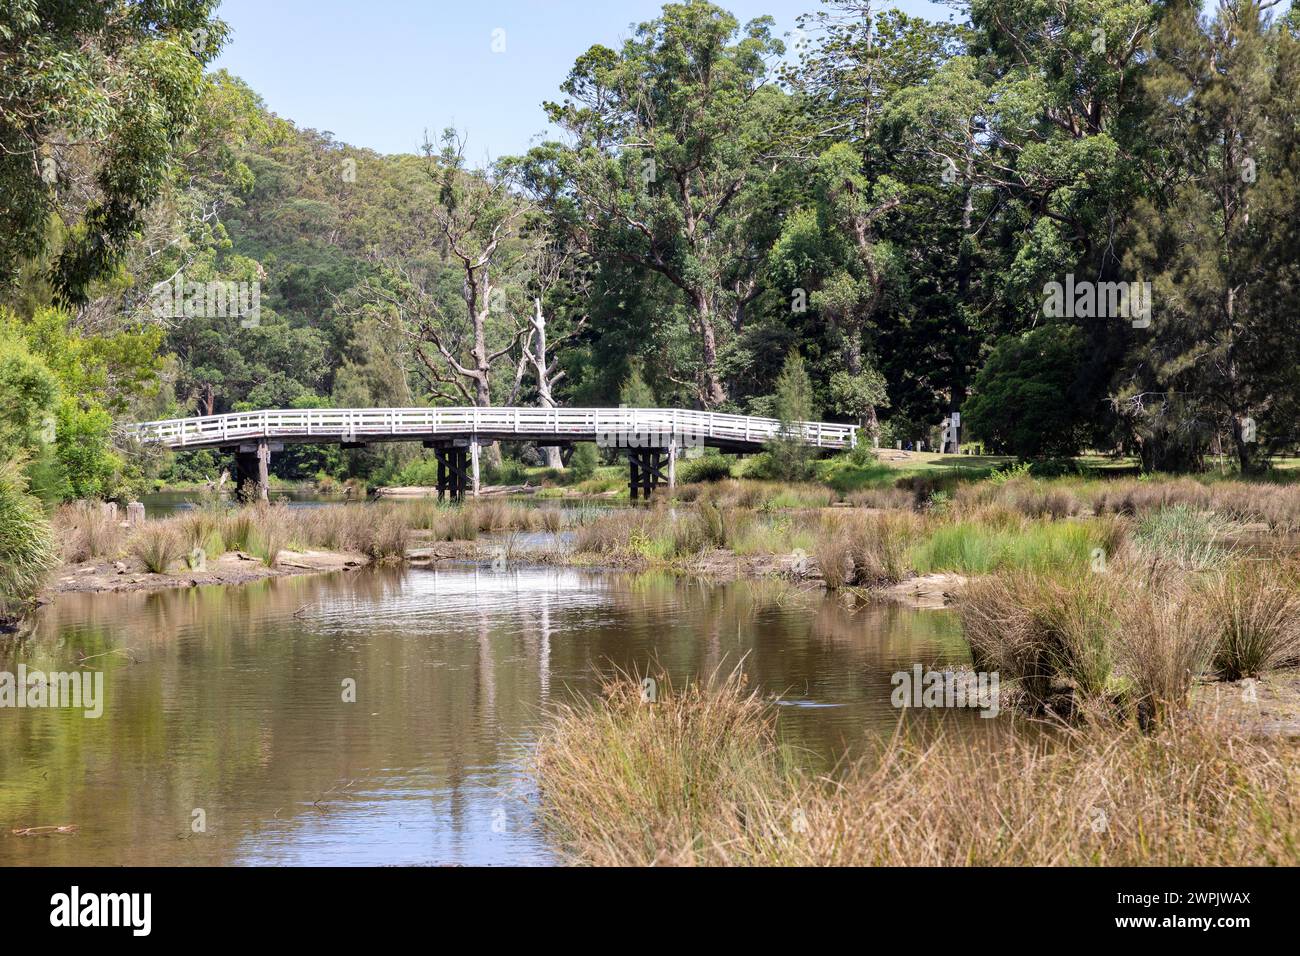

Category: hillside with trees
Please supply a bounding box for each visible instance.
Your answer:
[3,0,1300,504]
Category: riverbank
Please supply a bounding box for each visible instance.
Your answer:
[49,548,368,595]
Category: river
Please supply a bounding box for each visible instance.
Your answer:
[0,565,995,866]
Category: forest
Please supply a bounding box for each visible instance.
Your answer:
[3,0,1300,503]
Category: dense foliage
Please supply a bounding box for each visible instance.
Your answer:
[2,0,1299,501]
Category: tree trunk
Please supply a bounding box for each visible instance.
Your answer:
[1232,415,1254,474]
[692,291,727,408]
[529,297,565,470]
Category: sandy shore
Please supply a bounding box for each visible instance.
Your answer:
[48,548,369,595]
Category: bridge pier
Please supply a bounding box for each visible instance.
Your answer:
[234,439,271,503]
[628,445,676,500]
[426,439,480,503]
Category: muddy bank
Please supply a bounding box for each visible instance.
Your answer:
[48,548,368,595]
[1193,673,1300,739]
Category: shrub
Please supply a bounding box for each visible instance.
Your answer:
[677,453,732,484]
[566,443,599,483]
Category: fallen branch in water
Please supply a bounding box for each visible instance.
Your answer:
[12,825,79,837]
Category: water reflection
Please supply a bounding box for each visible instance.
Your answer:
[1,567,989,866]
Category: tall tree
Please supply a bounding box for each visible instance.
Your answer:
[0,0,226,303]
[517,1,790,408]
[1117,0,1300,471]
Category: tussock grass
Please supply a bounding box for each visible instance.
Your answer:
[129,524,184,574]
[956,554,1292,721]
[1114,585,1219,725]
[1130,505,1230,570]
[842,486,915,510]
[0,459,59,623]
[536,672,1300,866]
[535,668,789,865]
[812,531,853,590]
[675,479,834,510]
[1204,564,1300,680]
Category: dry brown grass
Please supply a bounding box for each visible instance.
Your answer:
[1088,478,1300,531]
[536,671,1300,866]
[52,503,124,563]
[955,551,1297,722]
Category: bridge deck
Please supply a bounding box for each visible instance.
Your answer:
[123,407,858,453]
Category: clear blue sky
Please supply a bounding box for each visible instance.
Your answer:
[211,0,954,162]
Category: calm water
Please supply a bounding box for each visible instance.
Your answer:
[138,490,631,517]
[1,567,991,866]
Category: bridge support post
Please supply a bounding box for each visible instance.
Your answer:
[430,441,474,503]
[234,439,271,504]
[470,437,481,499]
[628,447,670,500]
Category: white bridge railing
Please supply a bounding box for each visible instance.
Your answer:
[122,407,858,451]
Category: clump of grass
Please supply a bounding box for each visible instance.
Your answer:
[223,511,256,553]
[959,571,1124,708]
[682,479,833,511]
[0,459,59,625]
[812,531,853,590]
[354,509,409,562]
[817,510,920,586]
[538,508,563,533]
[1037,575,1120,701]
[911,518,1102,575]
[1130,505,1229,570]
[843,486,914,510]
[177,509,225,561]
[536,672,1300,866]
[572,510,644,555]
[129,524,184,574]
[1115,584,1219,724]
[431,505,480,542]
[958,574,1057,703]
[1203,564,1300,680]
[535,667,787,865]
[958,477,1082,519]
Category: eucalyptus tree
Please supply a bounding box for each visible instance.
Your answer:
[779,3,962,433]
[516,2,792,409]
[0,0,226,304]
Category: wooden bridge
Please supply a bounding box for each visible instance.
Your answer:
[123,407,858,501]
